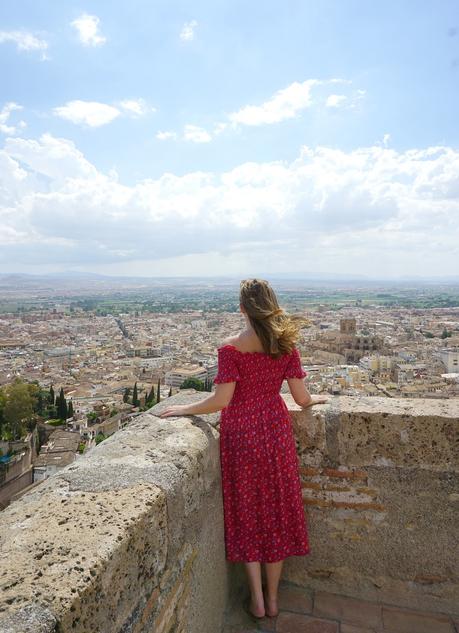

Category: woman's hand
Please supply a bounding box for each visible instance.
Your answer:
[158,404,189,418]
[304,394,331,407]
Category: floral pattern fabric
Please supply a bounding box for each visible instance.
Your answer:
[213,344,311,563]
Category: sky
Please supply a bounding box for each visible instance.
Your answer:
[0,0,458,279]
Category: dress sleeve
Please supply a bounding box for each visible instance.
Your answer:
[213,347,241,384]
[283,347,307,380]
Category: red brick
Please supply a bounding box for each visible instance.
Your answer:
[322,484,352,492]
[278,583,313,614]
[303,498,332,507]
[300,467,322,476]
[322,468,368,480]
[330,500,385,511]
[355,486,378,497]
[313,591,382,628]
[277,612,338,632]
[301,481,323,490]
[382,605,455,633]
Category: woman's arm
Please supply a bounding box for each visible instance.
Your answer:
[287,377,330,407]
[158,383,236,417]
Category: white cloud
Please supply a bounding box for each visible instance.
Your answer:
[71,13,106,47]
[213,122,228,135]
[0,30,49,59]
[118,99,152,116]
[229,79,321,126]
[53,100,121,127]
[1,133,458,276]
[156,125,212,143]
[5,133,98,183]
[156,78,360,142]
[326,94,347,108]
[180,20,198,42]
[183,124,212,143]
[156,131,178,141]
[53,99,153,127]
[0,102,25,135]
[349,89,366,109]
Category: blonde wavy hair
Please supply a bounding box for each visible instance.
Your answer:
[239,278,311,359]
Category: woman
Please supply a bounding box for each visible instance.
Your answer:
[160,278,329,620]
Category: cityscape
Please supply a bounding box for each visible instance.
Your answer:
[1,272,458,510]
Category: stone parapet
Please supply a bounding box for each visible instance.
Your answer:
[0,392,458,632]
[0,390,226,633]
[282,394,459,615]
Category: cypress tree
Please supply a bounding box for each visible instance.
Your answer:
[68,399,74,418]
[123,387,130,403]
[168,386,172,397]
[132,382,139,407]
[49,384,55,405]
[147,385,155,405]
[56,388,62,419]
[156,379,161,403]
[37,392,44,415]
[58,387,67,419]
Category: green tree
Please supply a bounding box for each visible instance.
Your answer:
[95,432,106,445]
[132,381,139,407]
[49,384,55,405]
[156,379,161,403]
[3,379,34,440]
[180,377,205,391]
[68,399,74,418]
[0,387,6,438]
[146,385,156,407]
[57,387,68,420]
[37,392,45,415]
[168,387,172,397]
[123,387,131,403]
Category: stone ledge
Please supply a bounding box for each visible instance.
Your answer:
[1,392,458,632]
[0,390,227,633]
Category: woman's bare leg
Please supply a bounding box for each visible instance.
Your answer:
[243,561,265,616]
[264,560,284,616]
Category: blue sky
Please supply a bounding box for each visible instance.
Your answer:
[0,0,458,278]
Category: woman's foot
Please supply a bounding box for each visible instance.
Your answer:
[263,588,279,617]
[248,595,265,618]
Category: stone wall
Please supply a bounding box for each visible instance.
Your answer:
[282,394,459,616]
[0,392,458,632]
[0,390,227,633]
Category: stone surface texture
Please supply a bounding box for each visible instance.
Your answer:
[0,392,457,633]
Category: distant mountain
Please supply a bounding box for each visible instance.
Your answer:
[0,271,458,284]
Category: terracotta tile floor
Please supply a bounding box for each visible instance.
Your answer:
[221,580,459,633]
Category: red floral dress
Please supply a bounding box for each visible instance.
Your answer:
[213,344,311,563]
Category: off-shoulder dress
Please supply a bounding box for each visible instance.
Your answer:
[213,344,311,563]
